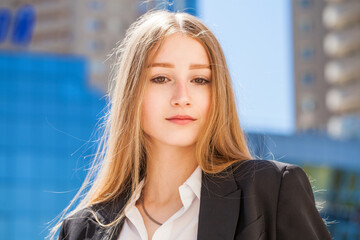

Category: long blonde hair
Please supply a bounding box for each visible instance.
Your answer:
[48,9,253,239]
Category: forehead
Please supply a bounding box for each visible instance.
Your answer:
[148,33,210,65]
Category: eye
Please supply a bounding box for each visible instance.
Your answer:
[151,76,169,84]
[192,77,210,85]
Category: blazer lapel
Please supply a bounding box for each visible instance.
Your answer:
[89,193,129,240]
[197,169,241,240]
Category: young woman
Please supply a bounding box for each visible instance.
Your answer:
[50,10,332,240]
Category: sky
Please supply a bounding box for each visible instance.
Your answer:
[197,0,295,135]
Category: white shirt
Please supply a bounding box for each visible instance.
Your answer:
[118,165,202,240]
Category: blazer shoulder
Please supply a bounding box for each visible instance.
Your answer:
[58,206,100,240]
[230,159,306,186]
[231,159,301,175]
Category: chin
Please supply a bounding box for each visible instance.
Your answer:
[170,142,196,148]
[162,137,198,148]
[146,131,200,148]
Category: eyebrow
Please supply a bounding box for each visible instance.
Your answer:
[147,62,211,70]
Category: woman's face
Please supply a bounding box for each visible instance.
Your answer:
[141,33,212,148]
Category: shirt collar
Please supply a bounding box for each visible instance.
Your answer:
[182,165,202,200]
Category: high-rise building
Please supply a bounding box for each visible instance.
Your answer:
[292,0,331,132]
[0,50,106,240]
[323,0,360,140]
[292,0,360,140]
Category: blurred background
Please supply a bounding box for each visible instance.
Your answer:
[0,0,359,239]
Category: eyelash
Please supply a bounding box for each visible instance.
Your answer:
[150,76,211,85]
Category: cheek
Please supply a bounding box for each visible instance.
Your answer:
[141,90,165,125]
[141,97,154,124]
[195,88,211,117]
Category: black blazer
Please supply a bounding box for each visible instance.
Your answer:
[58,159,332,240]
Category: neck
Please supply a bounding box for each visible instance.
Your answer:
[143,142,198,205]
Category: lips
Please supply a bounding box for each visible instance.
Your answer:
[166,115,196,125]
[166,115,196,120]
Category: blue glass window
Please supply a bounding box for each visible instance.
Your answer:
[11,4,36,46]
[298,18,314,32]
[297,0,313,9]
[301,72,315,86]
[300,47,315,60]
[0,8,11,43]
[301,97,316,112]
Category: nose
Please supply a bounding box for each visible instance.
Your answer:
[170,81,191,107]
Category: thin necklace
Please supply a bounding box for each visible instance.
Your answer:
[141,194,163,226]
